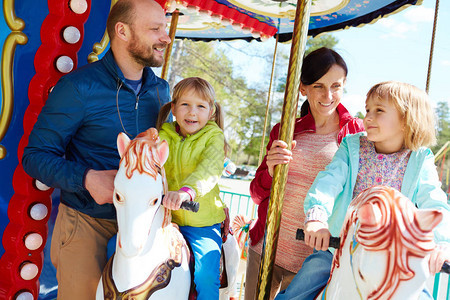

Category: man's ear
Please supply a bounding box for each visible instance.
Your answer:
[115,22,130,42]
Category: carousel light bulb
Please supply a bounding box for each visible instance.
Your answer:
[241,27,251,34]
[15,291,34,300]
[63,26,81,44]
[20,263,39,280]
[35,179,50,191]
[69,0,88,14]
[186,5,197,13]
[260,35,269,42]
[56,56,74,73]
[231,24,242,31]
[165,0,175,12]
[251,32,260,39]
[29,203,48,221]
[221,19,231,26]
[24,233,43,251]
[210,15,221,22]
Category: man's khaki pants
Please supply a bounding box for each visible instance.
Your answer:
[51,203,117,300]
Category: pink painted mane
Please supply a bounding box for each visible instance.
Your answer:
[332,186,436,300]
[119,128,171,227]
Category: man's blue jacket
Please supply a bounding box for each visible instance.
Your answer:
[22,49,170,219]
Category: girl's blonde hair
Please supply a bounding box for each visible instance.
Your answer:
[156,77,229,154]
[366,81,436,151]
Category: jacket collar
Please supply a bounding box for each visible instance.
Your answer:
[163,121,219,141]
[294,103,355,134]
[102,49,158,88]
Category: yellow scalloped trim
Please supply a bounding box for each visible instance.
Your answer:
[88,0,119,63]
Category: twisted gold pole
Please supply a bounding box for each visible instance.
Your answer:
[1,0,28,159]
[256,0,311,299]
[161,10,179,80]
[425,0,439,94]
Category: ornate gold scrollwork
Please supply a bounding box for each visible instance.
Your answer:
[1,0,28,159]
[87,0,118,63]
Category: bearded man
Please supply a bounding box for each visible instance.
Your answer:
[22,0,171,298]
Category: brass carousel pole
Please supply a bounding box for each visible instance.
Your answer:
[161,9,179,80]
[425,0,439,94]
[255,0,311,299]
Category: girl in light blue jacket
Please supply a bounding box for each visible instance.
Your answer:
[276,81,450,300]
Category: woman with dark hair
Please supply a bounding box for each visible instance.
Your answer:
[244,47,364,299]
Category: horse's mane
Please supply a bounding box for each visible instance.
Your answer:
[120,128,171,227]
[333,186,436,300]
[121,128,161,181]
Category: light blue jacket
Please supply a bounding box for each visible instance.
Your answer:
[305,132,450,248]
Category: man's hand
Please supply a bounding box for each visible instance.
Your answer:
[85,169,117,205]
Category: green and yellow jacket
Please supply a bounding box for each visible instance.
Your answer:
[159,121,226,227]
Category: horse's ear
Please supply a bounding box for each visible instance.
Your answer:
[415,209,443,232]
[358,203,380,227]
[158,140,169,166]
[117,132,131,158]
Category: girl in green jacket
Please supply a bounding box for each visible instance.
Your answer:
[156,77,228,300]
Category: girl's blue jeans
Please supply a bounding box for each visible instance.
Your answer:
[275,250,433,300]
[179,223,222,300]
[275,250,333,300]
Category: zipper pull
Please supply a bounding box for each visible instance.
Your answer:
[135,96,139,109]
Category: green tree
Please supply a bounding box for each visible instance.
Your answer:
[167,40,270,164]
[355,111,365,119]
[433,101,450,154]
[167,34,340,165]
[276,34,338,93]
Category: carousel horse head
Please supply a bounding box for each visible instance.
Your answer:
[323,185,443,300]
[97,128,191,300]
[114,128,170,257]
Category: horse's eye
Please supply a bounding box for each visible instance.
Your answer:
[149,198,158,206]
[115,192,124,204]
[358,269,365,281]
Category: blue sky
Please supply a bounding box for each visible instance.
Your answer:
[222,0,449,116]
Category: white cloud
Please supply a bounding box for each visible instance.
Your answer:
[376,6,432,39]
[377,18,417,39]
[442,60,450,67]
[403,6,434,23]
[341,94,366,117]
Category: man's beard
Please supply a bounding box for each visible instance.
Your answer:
[128,33,164,68]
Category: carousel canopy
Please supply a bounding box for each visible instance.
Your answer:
[157,0,422,42]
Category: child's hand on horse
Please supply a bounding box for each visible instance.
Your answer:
[163,191,190,210]
[429,243,450,274]
[304,221,331,251]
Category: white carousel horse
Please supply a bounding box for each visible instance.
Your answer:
[316,185,444,300]
[96,128,239,299]
[96,128,190,299]
[220,232,240,300]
